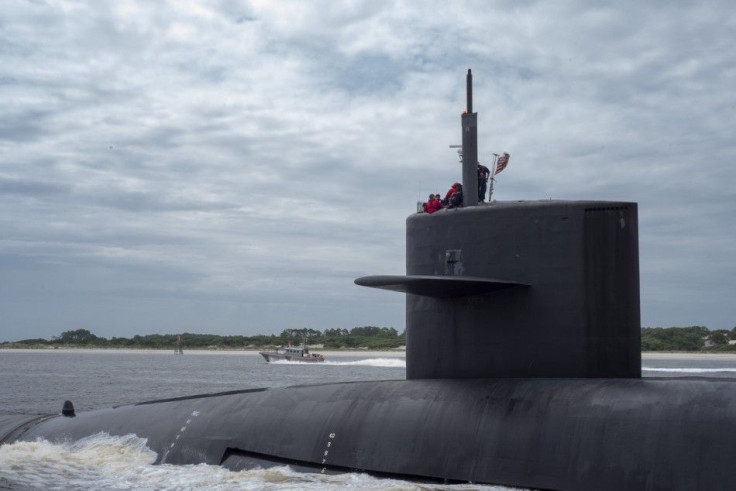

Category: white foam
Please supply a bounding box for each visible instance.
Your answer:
[643,367,736,373]
[0,433,508,490]
[324,358,406,368]
[271,358,406,368]
[0,432,156,490]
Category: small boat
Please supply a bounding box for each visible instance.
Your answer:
[259,345,325,363]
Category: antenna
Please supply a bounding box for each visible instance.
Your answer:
[488,153,499,201]
[461,69,479,206]
[466,69,473,113]
[449,145,462,163]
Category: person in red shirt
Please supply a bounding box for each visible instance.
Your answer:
[423,194,434,213]
[443,183,463,208]
[424,194,443,214]
[444,183,460,204]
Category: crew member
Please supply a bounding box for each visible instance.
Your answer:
[444,183,463,208]
[423,194,443,214]
[478,163,490,202]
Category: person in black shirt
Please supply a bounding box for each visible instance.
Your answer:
[477,163,490,202]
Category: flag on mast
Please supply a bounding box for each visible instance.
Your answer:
[495,152,510,175]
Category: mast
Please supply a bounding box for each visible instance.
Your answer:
[461,69,479,207]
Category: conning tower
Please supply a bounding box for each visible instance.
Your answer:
[356,69,641,379]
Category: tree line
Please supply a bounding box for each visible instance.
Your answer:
[641,326,736,352]
[5,325,736,352]
[1,326,406,350]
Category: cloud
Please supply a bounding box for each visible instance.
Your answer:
[1,0,734,341]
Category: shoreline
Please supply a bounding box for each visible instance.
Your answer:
[4,348,736,360]
[0,347,407,357]
[642,352,736,360]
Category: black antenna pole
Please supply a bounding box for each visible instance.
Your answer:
[461,69,479,206]
[466,69,473,114]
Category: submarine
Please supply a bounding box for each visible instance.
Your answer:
[2,70,736,490]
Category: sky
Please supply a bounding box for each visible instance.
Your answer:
[1,1,735,342]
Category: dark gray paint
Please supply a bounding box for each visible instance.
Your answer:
[461,70,479,207]
[354,274,527,297]
[4,378,736,490]
[392,201,641,379]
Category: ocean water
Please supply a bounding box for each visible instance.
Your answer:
[641,352,736,376]
[0,350,408,415]
[0,350,505,490]
[2,350,736,490]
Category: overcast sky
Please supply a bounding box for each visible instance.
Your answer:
[1,1,734,342]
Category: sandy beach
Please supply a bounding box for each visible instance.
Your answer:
[642,352,736,361]
[0,347,406,357]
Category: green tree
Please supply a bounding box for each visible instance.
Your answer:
[640,326,708,351]
[57,329,100,345]
[324,328,349,337]
[709,331,729,346]
[729,327,736,340]
[280,328,322,345]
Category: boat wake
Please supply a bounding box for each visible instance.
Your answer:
[0,432,502,490]
[325,358,406,368]
[643,367,736,373]
[270,358,406,368]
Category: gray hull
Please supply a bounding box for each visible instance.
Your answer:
[259,351,324,363]
[3,378,736,490]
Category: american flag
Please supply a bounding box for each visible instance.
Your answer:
[495,152,510,175]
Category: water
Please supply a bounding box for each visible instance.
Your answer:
[0,350,407,415]
[0,433,467,490]
[0,349,504,490]
[2,350,736,490]
[642,352,736,377]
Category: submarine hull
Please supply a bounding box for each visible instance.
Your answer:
[4,378,736,490]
